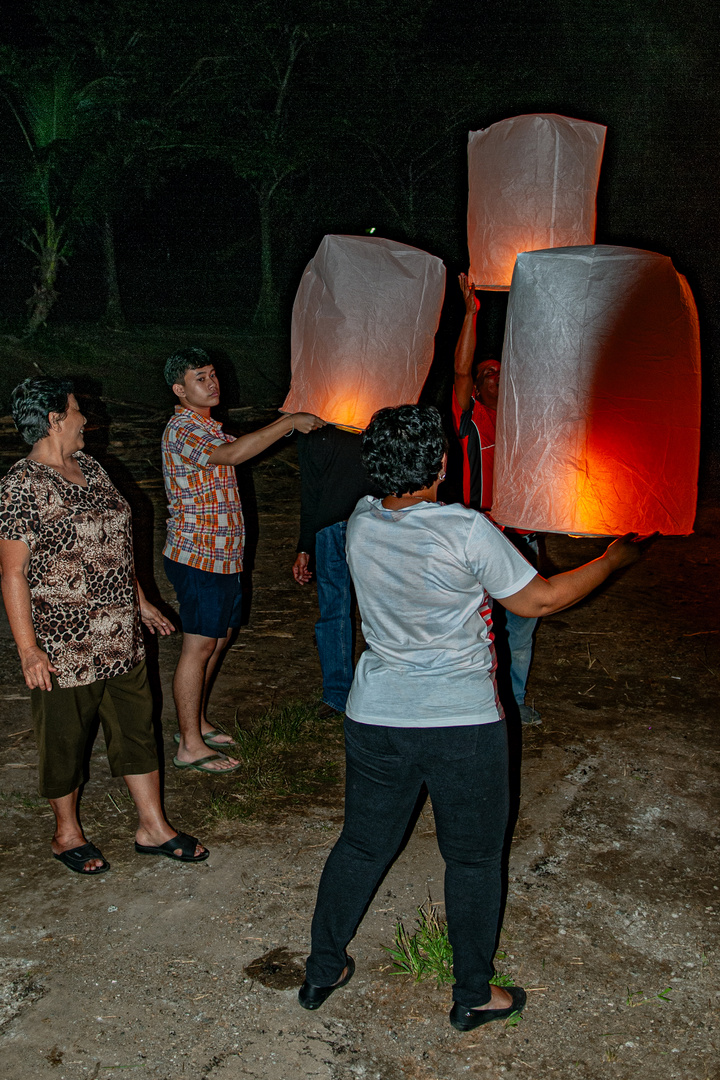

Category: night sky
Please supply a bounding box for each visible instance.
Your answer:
[1,0,718,461]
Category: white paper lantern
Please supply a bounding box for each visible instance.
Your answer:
[467,114,606,291]
[493,246,701,536]
[281,235,446,430]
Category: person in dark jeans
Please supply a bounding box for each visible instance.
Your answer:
[292,426,380,714]
[298,405,645,1029]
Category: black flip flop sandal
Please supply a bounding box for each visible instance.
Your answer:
[134,831,209,862]
[53,842,109,875]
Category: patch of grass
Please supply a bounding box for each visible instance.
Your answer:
[490,970,516,987]
[206,790,255,822]
[385,900,515,995]
[0,791,46,813]
[202,699,344,822]
[233,700,320,759]
[625,985,672,1007]
[386,900,455,986]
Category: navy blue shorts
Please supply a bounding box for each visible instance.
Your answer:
[164,557,243,639]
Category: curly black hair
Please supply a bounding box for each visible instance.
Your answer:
[11,377,74,445]
[362,405,447,495]
[164,347,211,387]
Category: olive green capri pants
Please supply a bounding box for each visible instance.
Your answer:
[30,660,159,799]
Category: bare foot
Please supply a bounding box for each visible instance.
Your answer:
[199,724,235,747]
[175,735,240,769]
[469,985,513,1011]
[176,752,240,771]
[52,832,104,872]
[135,825,206,859]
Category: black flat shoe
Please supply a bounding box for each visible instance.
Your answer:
[298,956,355,1010]
[450,986,527,1030]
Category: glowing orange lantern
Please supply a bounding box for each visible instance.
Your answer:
[467,114,606,291]
[492,246,701,536]
[281,235,446,430]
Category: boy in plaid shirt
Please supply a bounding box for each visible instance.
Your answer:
[162,348,324,772]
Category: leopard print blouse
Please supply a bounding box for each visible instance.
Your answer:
[0,453,144,688]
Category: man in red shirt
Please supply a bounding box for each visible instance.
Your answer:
[452,275,541,725]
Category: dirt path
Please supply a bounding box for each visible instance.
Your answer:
[0,404,718,1080]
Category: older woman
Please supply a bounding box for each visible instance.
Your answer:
[299,404,643,1030]
[0,377,207,873]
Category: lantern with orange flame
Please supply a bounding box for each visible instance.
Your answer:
[281,235,446,431]
[492,246,701,536]
[467,114,606,291]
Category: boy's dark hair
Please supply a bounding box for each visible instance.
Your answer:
[164,347,211,388]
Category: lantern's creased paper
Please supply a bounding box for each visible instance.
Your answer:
[493,245,701,536]
[468,114,606,291]
[282,235,446,431]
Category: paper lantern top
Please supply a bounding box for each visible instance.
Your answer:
[493,245,701,536]
[281,234,446,431]
[467,113,606,291]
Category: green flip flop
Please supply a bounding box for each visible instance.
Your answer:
[172,753,241,774]
[173,729,237,750]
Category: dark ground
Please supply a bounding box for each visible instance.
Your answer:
[0,336,718,1079]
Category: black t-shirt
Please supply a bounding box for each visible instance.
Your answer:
[297,427,382,553]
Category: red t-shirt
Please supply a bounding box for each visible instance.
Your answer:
[451,387,496,511]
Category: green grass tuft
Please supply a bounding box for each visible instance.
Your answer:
[385,900,455,986]
[385,900,517,993]
[201,699,344,822]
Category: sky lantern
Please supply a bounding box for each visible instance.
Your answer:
[492,246,701,536]
[281,234,446,430]
[467,114,606,291]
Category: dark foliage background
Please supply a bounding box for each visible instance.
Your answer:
[1,0,718,468]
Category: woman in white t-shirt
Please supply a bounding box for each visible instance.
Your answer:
[298,405,643,1031]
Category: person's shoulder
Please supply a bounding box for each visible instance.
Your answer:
[165,407,194,428]
[0,457,34,492]
[464,512,516,558]
[437,500,479,522]
[348,495,380,525]
[472,399,495,423]
[432,503,502,544]
[162,408,202,443]
[349,494,378,516]
[0,458,43,515]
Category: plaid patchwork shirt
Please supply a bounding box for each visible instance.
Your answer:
[162,407,245,574]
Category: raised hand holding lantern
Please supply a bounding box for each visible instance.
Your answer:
[467,114,606,291]
[281,235,446,431]
[492,245,701,536]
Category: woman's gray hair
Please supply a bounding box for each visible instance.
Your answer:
[11,377,74,445]
[362,405,447,495]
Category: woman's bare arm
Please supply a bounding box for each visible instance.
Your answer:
[0,538,57,690]
[500,535,647,618]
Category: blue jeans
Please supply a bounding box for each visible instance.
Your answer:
[496,536,539,707]
[314,521,354,713]
[306,718,509,1007]
[505,609,538,706]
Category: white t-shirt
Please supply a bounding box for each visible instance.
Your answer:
[345,497,537,727]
